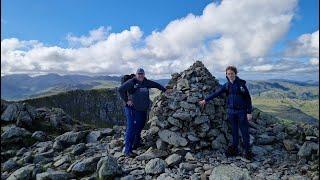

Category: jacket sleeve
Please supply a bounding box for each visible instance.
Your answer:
[146,80,166,92]
[118,79,134,102]
[243,84,253,114]
[205,83,227,102]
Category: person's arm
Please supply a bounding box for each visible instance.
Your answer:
[204,83,227,102]
[118,79,134,102]
[146,79,166,92]
[243,84,253,114]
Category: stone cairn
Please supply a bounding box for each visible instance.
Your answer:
[146,61,232,151]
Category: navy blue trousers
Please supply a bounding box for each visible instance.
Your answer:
[227,111,250,153]
[124,106,147,154]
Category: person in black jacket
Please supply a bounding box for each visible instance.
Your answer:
[199,66,254,160]
[118,68,170,157]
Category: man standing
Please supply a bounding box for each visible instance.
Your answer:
[118,68,169,157]
[199,66,254,160]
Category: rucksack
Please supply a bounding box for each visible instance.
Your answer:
[121,74,135,85]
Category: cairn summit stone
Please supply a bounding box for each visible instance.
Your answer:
[148,61,229,151]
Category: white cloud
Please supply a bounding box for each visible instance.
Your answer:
[285,30,319,58]
[3,0,311,79]
[66,26,111,47]
[310,58,319,65]
[242,58,318,74]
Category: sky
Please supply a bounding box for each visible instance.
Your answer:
[1,0,319,81]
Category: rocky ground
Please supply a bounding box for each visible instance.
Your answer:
[1,61,319,180]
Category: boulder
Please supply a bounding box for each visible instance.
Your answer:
[36,171,74,180]
[7,164,35,180]
[145,158,167,175]
[96,155,122,179]
[69,156,101,176]
[209,165,251,180]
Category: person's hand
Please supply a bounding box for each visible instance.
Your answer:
[247,114,252,121]
[127,100,133,106]
[199,99,206,106]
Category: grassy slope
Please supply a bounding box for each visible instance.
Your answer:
[252,97,319,124]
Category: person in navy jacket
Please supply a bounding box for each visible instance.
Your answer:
[118,68,170,157]
[199,65,254,160]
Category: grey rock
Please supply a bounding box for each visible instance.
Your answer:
[53,140,63,151]
[209,165,251,180]
[283,139,296,151]
[53,155,71,167]
[185,152,195,161]
[167,117,183,128]
[179,162,197,171]
[298,141,319,157]
[156,139,167,150]
[16,110,33,128]
[136,149,168,161]
[1,126,31,140]
[257,134,276,145]
[187,134,200,142]
[96,155,122,179]
[165,153,182,166]
[72,143,86,155]
[3,159,19,172]
[172,112,192,121]
[180,101,196,110]
[7,164,35,180]
[101,128,114,136]
[145,158,167,175]
[1,103,19,122]
[211,134,227,150]
[69,156,101,176]
[55,131,87,147]
[86,131,102,143]
[31,131,47,142]
[177,79,190,91]
[252,146,268,156]
[158,130,188,147]
[36,171,74,180]
[194,116,209,125]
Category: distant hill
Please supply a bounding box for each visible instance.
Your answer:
[1,73,120,100]
[2,73,318,101]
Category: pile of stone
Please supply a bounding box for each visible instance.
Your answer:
[146,61,230,151]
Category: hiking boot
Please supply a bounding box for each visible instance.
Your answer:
[225,145,238,157]
[243,150,254,160]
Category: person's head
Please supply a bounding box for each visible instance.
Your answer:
[136,68,145,81]
[226,65,237,82]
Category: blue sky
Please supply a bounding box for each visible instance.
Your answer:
[2,0,213,45]
[1,0,319,81]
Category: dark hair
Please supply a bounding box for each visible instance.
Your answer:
[226,66,237,75]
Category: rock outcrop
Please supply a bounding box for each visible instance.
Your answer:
[21,88,125,126]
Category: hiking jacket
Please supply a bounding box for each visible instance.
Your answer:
[205,76,253,114]
[118,77,166,111]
